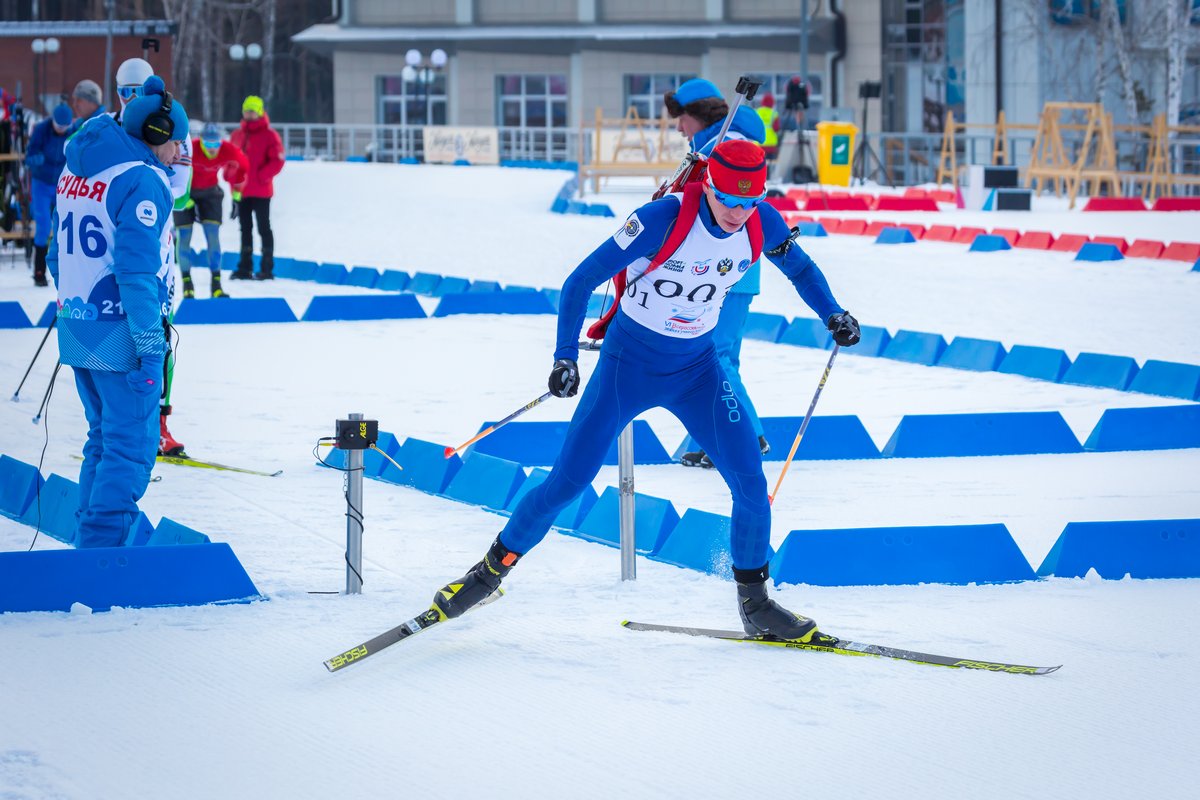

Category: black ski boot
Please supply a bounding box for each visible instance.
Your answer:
[255,251,274,280]
[432,537,521,621]
[33,245,48,286]
[681,436,769,469]
[182,274,195,299]
[211,273,228,298]
[735,565,818,642]
[230,248,254,280]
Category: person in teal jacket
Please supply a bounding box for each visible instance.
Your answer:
[48,76,189,547]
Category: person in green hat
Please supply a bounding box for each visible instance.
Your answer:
[229,95,284,279]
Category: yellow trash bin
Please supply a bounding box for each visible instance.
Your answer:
[816,121,858,186]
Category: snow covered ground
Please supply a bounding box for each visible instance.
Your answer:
[1,162,1198,799]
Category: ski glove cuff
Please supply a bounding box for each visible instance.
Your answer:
[548,358,580,398]
[827,311,861,347]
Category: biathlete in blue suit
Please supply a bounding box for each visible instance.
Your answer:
[48,76,189,548]
[24,103,74,286]
[433,140,862,642]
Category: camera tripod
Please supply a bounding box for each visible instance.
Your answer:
[853,89,893,187]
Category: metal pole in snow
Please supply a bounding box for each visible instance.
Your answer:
[618,422,636,581]
[345,412,364,594]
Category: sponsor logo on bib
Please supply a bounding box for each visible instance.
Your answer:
[716,258,733,276]
[737,259,751,272]
[663,259,685,272]
[692,260,710,275]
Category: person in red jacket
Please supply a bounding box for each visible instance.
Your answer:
[176,122,248,298]
[228,95,284,280]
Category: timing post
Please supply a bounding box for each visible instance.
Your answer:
[618,422,636,581]
[334,413,378,594]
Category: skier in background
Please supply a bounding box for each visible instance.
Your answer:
[48,76,189,547]
[24,103,73,287]
[175,122,247,299]
[430,140,861,641]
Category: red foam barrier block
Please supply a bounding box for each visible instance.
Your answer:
[1091,236,1129,254]
[1151,197,1200,211]
[952,226,988,244]
[991,228,1021,245]
[864,220,897,237]
[1049,233,1092,253]
[930,189,957,204]
[923,224,959,242]
[1015,230,1056,250]
[1082,197,1148,212]
[782,212,813,226]
[830,191,851,198]
[1126,239,1165,259]
[765,196,800,212]
[786,188,809,202]
[815,217,842,233]
[899,223,926,240]
[1162,242,1200,262]
[837,219,869,235]
[805,196,871,212]
[903,187,930,199]
[875,196,941,212]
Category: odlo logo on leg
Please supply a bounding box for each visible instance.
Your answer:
[720,381,741,423]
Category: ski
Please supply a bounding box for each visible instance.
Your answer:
[622,621,1061,676]
[324,590,503,673]
[156,455,282,477]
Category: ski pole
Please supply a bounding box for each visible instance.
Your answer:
[444,391,554,458]
[768,344,840,505]
[12,315,56,402]
[32,361,61,425]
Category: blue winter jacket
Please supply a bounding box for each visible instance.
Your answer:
[48,114,173,372]
[25,118,69,186]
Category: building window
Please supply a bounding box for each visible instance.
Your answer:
[624,74,696,119]
[882,0,965,133]
[377,74,447,126]
[496,74,568,129]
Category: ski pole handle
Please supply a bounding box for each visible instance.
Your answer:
[444,391,555,458]
[769,344,840,506]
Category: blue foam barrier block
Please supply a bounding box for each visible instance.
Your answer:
[937,337,1008,371]
[0,301,32,328]
[1038,519,1200,579]
[1083,405,1200,451]
[347,155,368,163]
[1061,352,1140,390]
[541,289,561,311]
[882,411,1082,457]
[434,276,472,296]
[288,260,320,281]
[0,454,44,521]
[271,256,296,276]
[301,294,426,322]
[442,452,527,510]
[672,415,880,462]
[742,312,788,342]
[777,317,832,349]
[346,266,381,289]
[400,156,419,165]
[148,517,211,546]
[968,233,1012,252]
[432,291,557,317]
[314,263,350,285]
[122,512,155,547]
[470,419,671,466]
[572,486,679,554]
[378,438,462,495]
[550,197,569,213]
[221,251,239,271]
[408,272,443,295]
[1128,359,1200,400]
[504,285,539,293]
[377,270,412,292]
[1075,242,1124,262]
[1194,258,1200,272]
[881,329,948,365]
[0,543,261,613]
[855,325,892,357]
[19,473,80,545]
[796,221,828,237]
[771,523,1036,586]
[174,298,297,324]
[650,509,738,577]
[566,200,588,214]
[453,159,471,166]
[875,227,916,244]
[997,345,1072,382]
[469,280,502,293]
[586,293,617,318]
[503,467,598,530]
[37,301,56,327]
[587,203,616,217]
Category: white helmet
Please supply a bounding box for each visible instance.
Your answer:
[116,58,154,89]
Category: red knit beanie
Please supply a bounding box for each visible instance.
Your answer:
[706,139,767,198]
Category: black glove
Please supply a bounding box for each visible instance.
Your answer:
[548,358,580,398]
[230,199,240,220]
[827,311,861,347]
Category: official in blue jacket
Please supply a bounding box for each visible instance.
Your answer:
[48,76,188,548]
[25,103,73,286]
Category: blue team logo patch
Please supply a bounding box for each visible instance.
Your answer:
[692,260,711,275]
[624,218,641,237]
[737,259,752,273]
[716,258,734,276]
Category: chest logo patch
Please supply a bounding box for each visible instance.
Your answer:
[136,200,158,227]
[691,260,710,275]
[716,258,733,276]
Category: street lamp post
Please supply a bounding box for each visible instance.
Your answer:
[30,37,60,115]
[229,42,264,115]
[400,47,447,127]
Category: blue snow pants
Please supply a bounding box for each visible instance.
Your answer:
[177,222,221,275]
[500,311,772,569]
[31,179,55,247]
[711,291,764,439]
[74,367,160,548]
